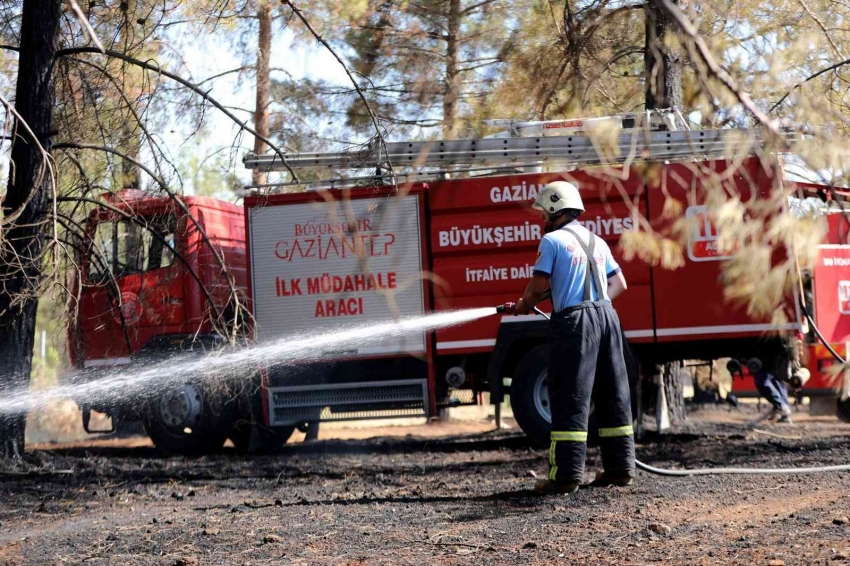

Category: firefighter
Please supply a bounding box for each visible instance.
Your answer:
[511,181,634,494]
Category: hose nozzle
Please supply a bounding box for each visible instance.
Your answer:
[496,302,516,314]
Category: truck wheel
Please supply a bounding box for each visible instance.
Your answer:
[230,422,295,453]
[298,420,320,442]
[510,345,598,446]
[143,383,232,455]
[838,397,850,423]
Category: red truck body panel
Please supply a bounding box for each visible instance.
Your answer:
[429,168,650,353]
[430,157,790,355]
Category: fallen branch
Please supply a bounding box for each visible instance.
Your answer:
[752,428,803,440]
[0,469,74,477]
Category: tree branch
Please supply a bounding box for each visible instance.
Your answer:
[53,143,246,336]
[649,0,786,141]
[585,3,644,37]
[279,0,394,179]
[798,0,843,58]
[0,92,55,228]
[770,57,850,112]
[55,195,223,339]
[461,0,497,16]
[64,56,173,195]
[52,47,299,181]
[583,46,643,106]
[65,0,105,53]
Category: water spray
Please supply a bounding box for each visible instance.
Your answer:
[0,308,497,417]
[500,294,850,477]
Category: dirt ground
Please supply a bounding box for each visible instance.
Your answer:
[3,407,850,565]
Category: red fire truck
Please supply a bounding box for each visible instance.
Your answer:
[69,113,850,453]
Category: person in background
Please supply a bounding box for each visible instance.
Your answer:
[754,338,804,424]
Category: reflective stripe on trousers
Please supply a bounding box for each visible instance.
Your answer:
[598,424,634,438]
[551,430,588,441]
[548,431,588,480]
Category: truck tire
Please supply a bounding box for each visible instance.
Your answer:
[230,422,295,453]
[510,345,599,447]
[143,383,232,455]
[298,420,320,442]
[227,377,315,452]
[838,397,850,423]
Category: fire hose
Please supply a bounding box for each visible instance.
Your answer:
[495,294,850,476]
[802,302,847,365]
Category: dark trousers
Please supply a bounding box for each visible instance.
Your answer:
[754,371,789,411]
[548,301,636,482]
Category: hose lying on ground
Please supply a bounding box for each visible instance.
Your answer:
[634,459,850,476]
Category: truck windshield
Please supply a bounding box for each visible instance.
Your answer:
[88,214,177,283]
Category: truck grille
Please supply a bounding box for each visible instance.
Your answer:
[267,379,429,425]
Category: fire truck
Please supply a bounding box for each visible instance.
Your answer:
[69,111,850,454]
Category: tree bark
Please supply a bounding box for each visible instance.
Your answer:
[121,130,143,190]
[663,361,688,424]
[645,1,686,423]
[0,0,61,459]
[120,0,142,191]
[252,0,272,186]
[644,1,683,110]
[442,0,461,138]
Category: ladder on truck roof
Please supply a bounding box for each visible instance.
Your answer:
[480,108,690,138]
[242,111,795,186]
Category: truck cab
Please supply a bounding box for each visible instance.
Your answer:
[69,191,249,451]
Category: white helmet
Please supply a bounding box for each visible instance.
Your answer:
[532,181,584,214]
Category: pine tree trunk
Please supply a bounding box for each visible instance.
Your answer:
[252,0,272,186]
[442,0,461,138]
[120,0,142,191]
[644,1,683,110]
[121,129,143,190]
[663,361,688,424]
[0,0,61,460]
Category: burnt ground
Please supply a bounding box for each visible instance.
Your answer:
[2,411,850,565]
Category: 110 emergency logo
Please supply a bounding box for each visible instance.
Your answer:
[838,280,850,315]
[686,205,734,262]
